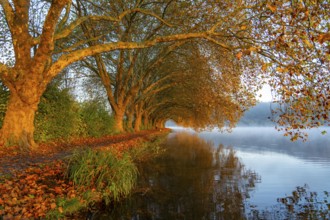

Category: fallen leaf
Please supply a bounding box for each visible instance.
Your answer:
[58,206,63,213]
[50,203,56,209]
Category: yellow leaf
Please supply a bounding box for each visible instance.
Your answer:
[276,67,284,73]
[303,39,312,48]
[249,47,258,52]
[58,206,63,213]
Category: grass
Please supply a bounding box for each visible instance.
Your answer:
[43,131,169,218]
[66,148,138,204]
[128,135,167,163]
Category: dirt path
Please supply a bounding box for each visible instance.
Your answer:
[0,129,168,175]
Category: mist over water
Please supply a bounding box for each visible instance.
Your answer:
[171,126,330,211]
[198,127,330,163]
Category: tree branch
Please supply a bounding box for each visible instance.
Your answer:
[0,63,8,74]
[118,8,173,27]
[48,31,232,80]
[31,7,172,46]
[31,15,118,46]
[0,0,15,29]
[57,0,72,31]
[33,0,69,65]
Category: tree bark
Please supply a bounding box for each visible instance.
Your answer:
[142,113,149,130]
[0,89,40,149]
[126,111,133,131]
[155,120,165,129]
[134,111,142,132]
[113,110,125,133]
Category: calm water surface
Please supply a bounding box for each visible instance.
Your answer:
[103,127,330,219]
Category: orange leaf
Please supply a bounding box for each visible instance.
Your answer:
[54,186,62,194]
[267,3,277,12]
[50,203,56,209]
[236,52,242,60]
[318,33,330,44]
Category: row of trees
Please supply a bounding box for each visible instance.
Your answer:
[0,0,329,149]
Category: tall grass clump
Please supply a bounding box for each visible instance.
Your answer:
[128,134,168,163]
[66,149,138,204]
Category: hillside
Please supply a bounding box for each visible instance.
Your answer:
[238,102,276,126]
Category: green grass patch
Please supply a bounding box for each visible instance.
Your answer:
[128,135,167,163]
[66,149,138,204]
[44,132,168,218]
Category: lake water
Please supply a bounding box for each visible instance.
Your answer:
[103,127,330,219]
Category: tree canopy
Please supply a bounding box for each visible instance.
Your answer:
[0,0,329,148]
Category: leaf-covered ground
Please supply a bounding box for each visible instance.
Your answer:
[0,129,168,219]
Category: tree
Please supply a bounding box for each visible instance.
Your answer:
[0,0,244,148]
[259,1,330,140]
[73,0,202,132]
[0,0,329,148]
[143,42,258,130]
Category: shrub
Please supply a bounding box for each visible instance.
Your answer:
[79,100,114,137]
[34,84,85,142]
[66,149,138,204]
[0,83,9,128]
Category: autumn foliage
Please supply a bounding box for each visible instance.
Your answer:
[1,0,329,147]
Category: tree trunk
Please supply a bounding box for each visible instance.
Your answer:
[113,110,125,133]
[155,120,165,129]
[134,112,142,132]
[143,114,149,130]
[126,111,133,131]
[0,90,40,149]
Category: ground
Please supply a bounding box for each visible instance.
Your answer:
[0,129,169,219]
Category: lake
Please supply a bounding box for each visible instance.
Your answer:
[101,127,330,219]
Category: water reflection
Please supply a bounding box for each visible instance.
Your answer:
[198,127,330,164]
[102,133,259,219]
[248,185,330,220]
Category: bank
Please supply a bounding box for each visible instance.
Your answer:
[0,129,170,219]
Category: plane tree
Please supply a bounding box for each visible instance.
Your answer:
[258,1,330,140]
[0,0,329,148]
[75,2,187,132]
[73,0,261,133]
[71,0,236,133]
[0,0,245,147]
[136,42,258,130]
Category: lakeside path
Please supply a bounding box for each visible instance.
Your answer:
[0,129,169,175]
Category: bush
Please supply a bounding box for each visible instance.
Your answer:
[34,84,85,142]
[66,149,138,204]
[1,82,115,142]
[79,100,114,137]
[0,83,9,128]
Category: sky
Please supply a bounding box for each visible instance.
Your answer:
[257,84,273,102]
